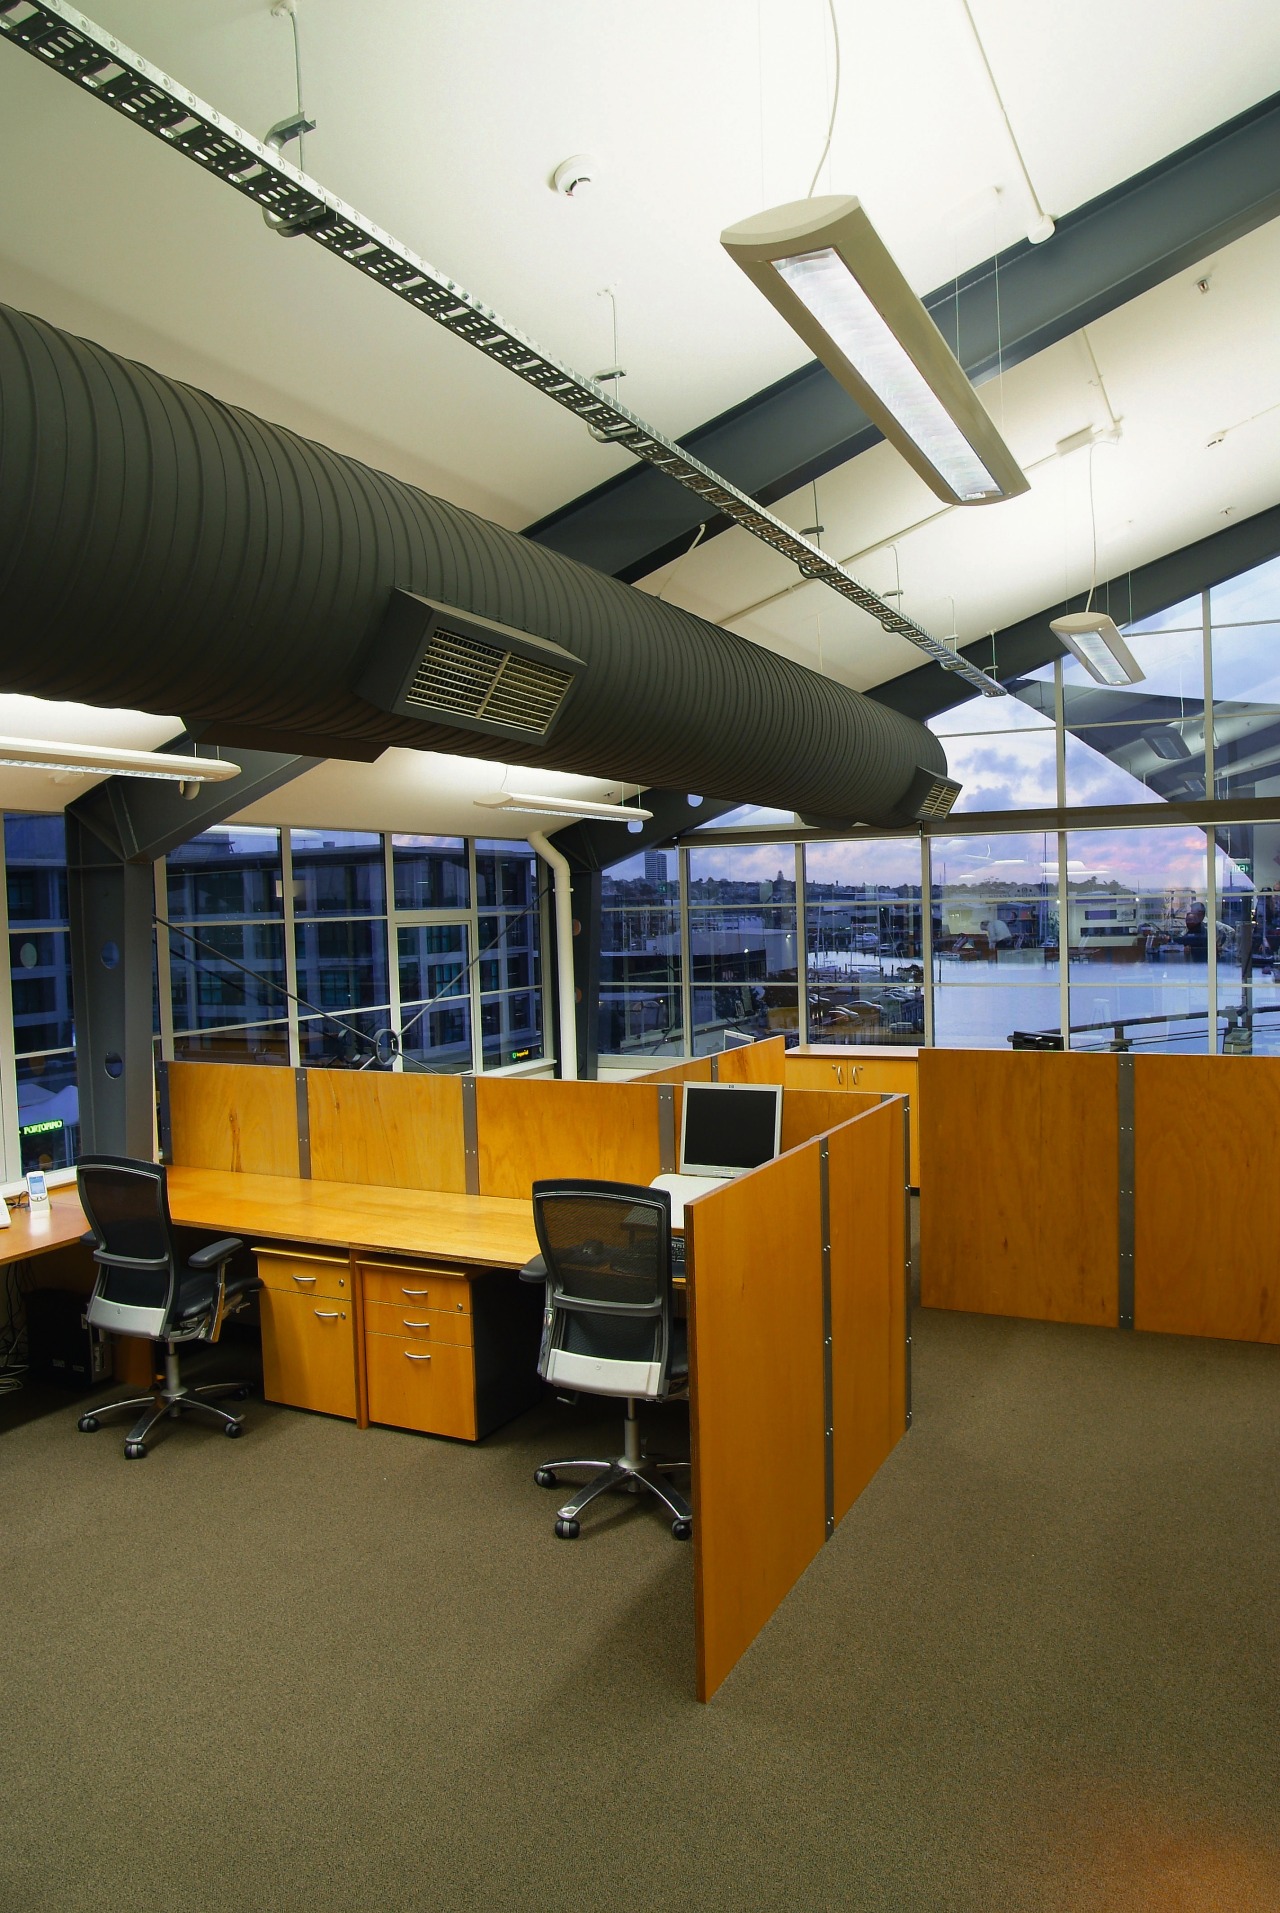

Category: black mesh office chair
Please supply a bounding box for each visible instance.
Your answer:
[75,1156,261,1459]
[521,1179,692,1541]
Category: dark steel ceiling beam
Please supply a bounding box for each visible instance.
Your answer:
[871,503,1280,724]
[525,92,1280,584]
[68,736,320,863]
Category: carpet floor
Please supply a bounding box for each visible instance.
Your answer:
[1,1305,1277,1913]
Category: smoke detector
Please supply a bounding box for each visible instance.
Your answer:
[552,154,597,198]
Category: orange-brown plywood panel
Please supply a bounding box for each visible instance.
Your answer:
[306,1070,466,1193]
[167,1062,299,1177]
[1134,1054,1280,1342]
[919,1050,1118,1326]
[781,1088,880,1154]
[716,1035,787,1084]
[688,1143,826,1700]
[643,1058,714,1086]
[827,1100,908,1520]
[475,1078,663,1197]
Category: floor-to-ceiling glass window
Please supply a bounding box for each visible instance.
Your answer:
[165,825,288,1063]
[598,846,683,1059]
[5,813,78,1170]
[1063,825,1212,1050]
[803,838,924,1044]
[292,828,391,1066]
[393,836,473,1072]
[930,831,1062,1047]
[686,841,800,1052]
[475,840,545,1068]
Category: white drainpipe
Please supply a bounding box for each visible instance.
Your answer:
[528,831,578,1080]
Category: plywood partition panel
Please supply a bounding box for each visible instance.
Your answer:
[716,1035,787,1084]
[781,1088,880,1154]
[919,1050,1119,1325]
[475,1078,664,1197]
[688,1143,827,1701]
[1135,1055,1280,1342]
[643,1058,714,1086]
[306,1071,467,1193]
[167,1062,300,1177]
[827,1100,908,1519]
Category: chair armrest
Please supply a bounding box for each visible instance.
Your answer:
[518,1255,547,1284]
[187,1235,244,1270]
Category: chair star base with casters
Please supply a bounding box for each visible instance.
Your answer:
[522,1178,693,1542]
[75,1155,262,1459]
[535,1395,692,1540]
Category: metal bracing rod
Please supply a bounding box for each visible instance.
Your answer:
[0,0,1005,699]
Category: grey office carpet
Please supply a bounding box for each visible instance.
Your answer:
[2,1306,1278,1913]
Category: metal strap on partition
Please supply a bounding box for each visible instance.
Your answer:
[819,1137,835,1539]
[657,1085,676,1172]
[1117,1055,1135,1328]
[903,1099,913,1428]
[709,1054,720,1082]
[294,1068,311,1179]
[155,1058,171,1162]
[461,1074,479,1194]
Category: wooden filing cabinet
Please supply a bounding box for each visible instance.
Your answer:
[786,1049,919,1184]
[257,1247,358,1420]
[358,1255,543,1442]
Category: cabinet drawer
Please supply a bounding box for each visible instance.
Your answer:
[260,1288,357,1419]
[364,1298,473,1347]
[256,1247,351,1302]
[365,1334,476,1440]
[360,1264,470,1314]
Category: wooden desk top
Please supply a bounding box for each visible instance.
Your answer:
[165,1167,540,1269]
[0,1187,89,1263]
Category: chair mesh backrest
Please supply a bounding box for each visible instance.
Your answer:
[532,1181,675,1383]
[77,1157,177,1312]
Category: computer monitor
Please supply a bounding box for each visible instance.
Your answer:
[678,1082,783,1178]
[721,1029,754,1051]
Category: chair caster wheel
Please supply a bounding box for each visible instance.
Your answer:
[554,1517,580,1540]
[672,1518,693,1541]
[224,1421,244,1438]
[233,1386,253,1400]
[78,1415,100,1433]
[124,1441,147,1460]
[535,1468,557,1488]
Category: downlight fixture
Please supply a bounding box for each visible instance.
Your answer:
[1049,612,1144,687]
[721,196,1029,507]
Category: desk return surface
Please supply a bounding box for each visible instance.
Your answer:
[170,1169,543,1442]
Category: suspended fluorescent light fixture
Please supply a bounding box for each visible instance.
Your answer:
[0,737,242,782]
[475,793,654,824]
[721,197,1029,507]
[1049,613,1144,687]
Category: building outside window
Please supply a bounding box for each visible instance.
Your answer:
[5,813,77,1171]
[599,847,683,1058]
[686,842,801,1053]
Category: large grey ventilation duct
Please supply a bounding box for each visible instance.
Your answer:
[0,304,955,826]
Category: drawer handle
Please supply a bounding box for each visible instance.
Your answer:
[404,1351,432,1362]
[401,1287,431,1298]
[292,1274,317,1285]
[314,1310,344,1321]
[402,1319,431,1330]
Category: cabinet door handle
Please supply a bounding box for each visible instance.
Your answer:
[404,1351,432,1362]
[401,1287,430,1298]
[402,1319,431,1330]
[314,1310,343,1320]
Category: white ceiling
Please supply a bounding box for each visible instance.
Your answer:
[0,0,1276,831]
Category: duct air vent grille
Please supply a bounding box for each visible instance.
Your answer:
[899,765,963,822]
[360,591,585,741]
[404,629,574,737]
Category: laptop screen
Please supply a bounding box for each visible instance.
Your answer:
[678,1083,783,1178]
